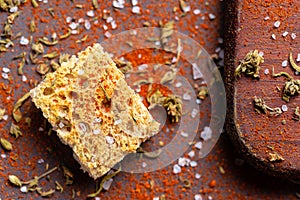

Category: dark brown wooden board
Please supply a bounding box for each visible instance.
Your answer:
[225,0,300,179]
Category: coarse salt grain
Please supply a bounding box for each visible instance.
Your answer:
[291,33,296,40]
[111,21,117,29]
[71,30,78,35]
[281,105,288,112]
[58,122,65,128]
[103,24,108,30]
[193,9,201,15]
[86,10,95,17]
[3,115,8,120]
[20,36,29,45]
[178,157,190,167]
[104,31,112,38]
[78,18,84,23]
[175,82,182,87]
[153,197,159,200]
[138,64,148,70]
[38,127,44,131]
[181,131,188,137]
[131,0,138,6]
[94,118,102,123]
[37,158,44,164]
[264,16,270,20]
[259,51,264,57]
[1,154,6,158]
[195,173,201,179]
[218,37,224,44]
[105,136,114,144]
[22,75,27,82]
[171,56,177,63]
[192,63,203,80]
[195,141,202,149]
[84,20,91,30]
[271,34,276,40]
[66,16,72,23]
[69,22,78,30]
[208,196,213,200]
[183,93,191,100]
[2,73,8,79]
[296,53,300,62]
[191,108,198,118]
[95,197,101,200]
[20,186,28,193]
[132,6,141,14]
[78,69,85,75]
[190,161,197,167]
[2,67,10,73]
[282,60,288,67]
[274,21,280,28]
[113,0,125,9]
[201,126,212,141]
[173,164,182,174]
[188,150,195,158]
[138,54,142,58]
[282,31,288,37]
[10,6,18,13]
[196,99,202,104]
[295,71,300,76]
[106,16,113,23]
[102,178,113,190]
[208,13,216,20]
[264,69,269,75]
[142,162,147,168]
[194,194,203,200]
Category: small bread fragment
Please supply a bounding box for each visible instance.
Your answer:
[30,43,160,179]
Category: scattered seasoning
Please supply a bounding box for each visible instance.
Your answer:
[253,96,282,116]
[289,52,300,72]
[92,0,99,9]
[43,51,59,59]
[198,86,208,100]
[31,0,39,8]
[62,165,74,185]
[59,29,72,40]
[38,38,58,46]
[292,106,300,121]
[144,149,162,159]
[0,138,12,151]
[268,152,284,162]
[0,108,6,119]
[12,92,30,123]
[8,175,23,187]
[219,166,226,174]
[87,167,121,198]
[113,59,133,74]
[10,123,22,138]
[55,181,64,192]
[32,43,44,54]
[162,94,182,123]
[235,50,264,78]
[179,0,190,13]
[29,20,36,32]
[272,67,300,102]
[36,63,50,75]
[36,188,55,197]
[160,21,174,47]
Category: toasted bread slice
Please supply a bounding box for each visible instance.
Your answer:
[30,43,160,179]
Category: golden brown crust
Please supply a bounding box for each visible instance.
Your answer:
[30,44,160,179]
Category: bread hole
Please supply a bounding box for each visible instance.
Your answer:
[68,91,79,99]
[43,87,54,95]
[65,73,75,79]
[58,94,66,100]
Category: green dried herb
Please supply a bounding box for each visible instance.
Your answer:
[12,92,30,122]
[292,106,300,121]
[43,51,58,59]
[144,149,162,159]
[147,89,164,109]
[62,165,74,185]
[0,108,5,119]
[7,11,20,24]
[182,179,191,188]
[289,52,300,72]
[55,181,64,192]
[48,8,55,17]
[113,58,133,74]
[0,46,7,52]
[39,38,58,46]
[30,20,36,32]
[36,188,55,197]
[198,86,208,100]
[32,42,44,54]
[92,0,98,9]
[0,138,12,151]
[36,63,50,75]
[253,96,282,116]
[163,94,182,123]
[10,123,22,138]
[50,60,60,70]
[17,57,26,75]
[272,67,300,102]
[59,29,71,40]
[87,167,121,198]
[99,82,110,101]
[75,34,88,43]
[268,152,284,162]
[235,50,264,78]
[31,0,38,8]
[179,0,189,13]
[160,21,174,45]
[59,53,70,64]
[160,69,177,84]
[8,175,22,187]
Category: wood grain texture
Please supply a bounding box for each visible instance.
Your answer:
[224,0,300,179]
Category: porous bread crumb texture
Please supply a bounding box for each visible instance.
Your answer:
[30,43,160,179]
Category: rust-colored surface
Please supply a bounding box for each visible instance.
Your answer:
[224,0,300,180]
[0,0,299,199]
